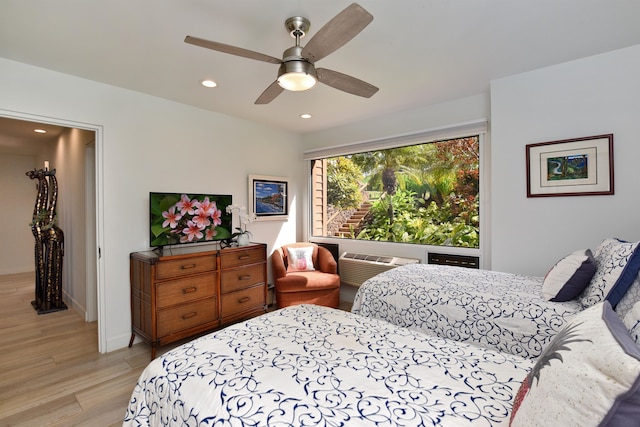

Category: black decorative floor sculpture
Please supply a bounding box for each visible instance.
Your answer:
[26,168,67,314]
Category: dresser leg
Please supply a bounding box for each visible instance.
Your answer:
[128,332,135,348]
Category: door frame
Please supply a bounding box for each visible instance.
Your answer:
[0,109,106,352]
[85,139,98,322]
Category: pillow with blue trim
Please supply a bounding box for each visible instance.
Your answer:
[542,249,596,302]
[510,302,640,426]
[616,273,640,319]
[623,301,640,346]
[578,238,640,309]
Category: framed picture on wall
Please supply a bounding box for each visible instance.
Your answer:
[526,134,614,197]
[248,174,289,221]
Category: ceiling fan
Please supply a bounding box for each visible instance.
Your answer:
[184,3,379,104]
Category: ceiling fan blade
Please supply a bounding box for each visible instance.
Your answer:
[255,81,285,104]
[317,68,378,98]
[302,3,373,63]
[185,36,282,65]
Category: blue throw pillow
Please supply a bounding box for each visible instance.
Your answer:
[542,249,596,302]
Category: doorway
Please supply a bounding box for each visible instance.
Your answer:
[0,111,104,351]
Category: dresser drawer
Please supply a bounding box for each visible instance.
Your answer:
[156,255,216,280]
[156,273,217,309]
[221,264,264,293]
[220,247,265,269]
[157,297,217,338]
[220,285,264,318]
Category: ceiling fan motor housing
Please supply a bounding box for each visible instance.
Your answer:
[277,45,318,91]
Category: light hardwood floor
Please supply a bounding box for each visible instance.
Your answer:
[0,272,151,427]
[0,273,353,426]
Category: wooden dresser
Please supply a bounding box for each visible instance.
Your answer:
[129,243,267,358]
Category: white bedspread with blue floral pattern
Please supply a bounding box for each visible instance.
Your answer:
[352,264,583,359]
[124,304,532,426]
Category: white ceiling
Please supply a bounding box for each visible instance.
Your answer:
[1,0,640,141]
[0,117,66,156]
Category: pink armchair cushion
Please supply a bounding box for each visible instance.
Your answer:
[276,270,340,293]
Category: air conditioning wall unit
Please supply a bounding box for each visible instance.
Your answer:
[338,252,420,287]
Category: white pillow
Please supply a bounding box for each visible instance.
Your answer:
[286,246,315,272]
[542,249,596,301]
[578,238,640,309]
[510,302,640,426]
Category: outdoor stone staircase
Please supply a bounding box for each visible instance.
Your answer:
[334,201,372,238]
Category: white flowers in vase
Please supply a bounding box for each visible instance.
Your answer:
[225,204,256,245]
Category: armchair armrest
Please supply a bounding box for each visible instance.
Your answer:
[316,246,338,274]
[271,248,288,280]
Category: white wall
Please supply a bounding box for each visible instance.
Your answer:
[490,44,640,276]
[301,93,489,151]
[0,153,38,275]
[0,57,300,352]
[51,127,95,315]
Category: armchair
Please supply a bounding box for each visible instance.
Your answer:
[271,243,340,309]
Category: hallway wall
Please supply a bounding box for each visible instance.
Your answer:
[52,128,96,316]
[0,153,37,275]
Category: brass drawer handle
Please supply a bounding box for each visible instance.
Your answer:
[238,275,251,280]
[239,296,251,303]
[238,255,251,260]
[180,264,196,270]
[182,312,197,320]
[182,286,197,294]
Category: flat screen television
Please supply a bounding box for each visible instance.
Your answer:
[149,192,233,248]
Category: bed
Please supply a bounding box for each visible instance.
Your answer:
[124,304,533,426]
[351,264,581,359]
[352,238,640,359]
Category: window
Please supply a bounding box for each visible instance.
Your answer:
[310,135,480,248]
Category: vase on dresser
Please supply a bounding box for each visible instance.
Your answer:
[236,232,251,246]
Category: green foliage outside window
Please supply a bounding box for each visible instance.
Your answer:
[318,136,480,248]
[327,157,363,210]
[358,188,478,247]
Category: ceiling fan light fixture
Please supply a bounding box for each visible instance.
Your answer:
[277,60,317,91]
[278,72,316,91]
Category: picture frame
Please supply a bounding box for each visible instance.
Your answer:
[526,134,614,197]
[248,174,289,221]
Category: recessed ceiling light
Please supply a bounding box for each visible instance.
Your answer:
[201,79,217,88]
[34,129,47,134]
[300,113,312,119]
